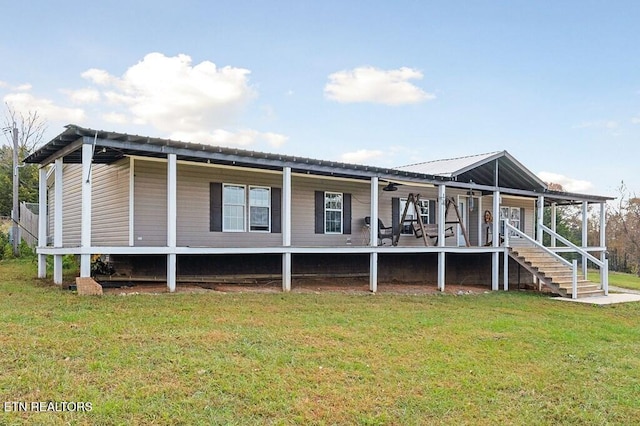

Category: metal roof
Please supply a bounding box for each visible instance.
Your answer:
[24,124,451,184]
[24,125,613,203]
[397,151,548,191]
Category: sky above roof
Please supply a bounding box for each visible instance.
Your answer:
[1,1,638,197]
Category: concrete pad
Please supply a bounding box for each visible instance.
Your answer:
[552,293,640,305]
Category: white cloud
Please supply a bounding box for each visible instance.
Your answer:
[340,149,384,164]
[0,81,7,88]
[15,83,32,91]
[169,128,288,149]
[102,112,128,124]
[632,115,640,124]
[3,92,86,123]
[262,132,288,148]
[324,66,435,105]
[82,52,256,134]
[574,120,619,129]
[63,88,101,104]
[537,171,593,193]
[81,68,118,86]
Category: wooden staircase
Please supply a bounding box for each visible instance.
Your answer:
[508,241,604,298]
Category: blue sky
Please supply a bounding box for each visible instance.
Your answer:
[1,1,639,196]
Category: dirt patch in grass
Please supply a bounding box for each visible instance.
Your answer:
[102,277,493,296]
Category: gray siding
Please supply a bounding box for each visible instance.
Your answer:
[46,160,131,247]
[134,160,167,246]
[176,163,282,247]
[290,176,370,247]
[62,164,82,246]
[484,195,535,239]
[92,160,130,246]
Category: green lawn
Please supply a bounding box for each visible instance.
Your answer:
[588,269,640,291]
[1,259,640,425]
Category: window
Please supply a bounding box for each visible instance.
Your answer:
[399,198,430,235]
[249,186,270,232]
[500,206,522,237]
[223,184,246,231]
[324,192,343,234]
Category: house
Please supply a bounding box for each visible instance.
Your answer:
[25,125,613,298]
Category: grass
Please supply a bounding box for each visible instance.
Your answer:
[1,258,640,425]
[588,269,640,291]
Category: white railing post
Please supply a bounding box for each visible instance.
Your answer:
[503,223,509,291]
[603,259,609,296]
[572,259,578,300]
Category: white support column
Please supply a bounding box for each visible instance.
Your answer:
[492,190,500,290]
[369,177,379,292]
[582,201,588,279]
[599,202,608,294]
[503,249,509,291]
[167,154,177,292]
[80,142,93,278]
[37,167,48,278]
[477,196,483,247]
[129,157,135,247]
[537,196,544,244]
[282,167,292,292]
[438,184,446,291]
[53,158,64,285]
[550,202,557,247]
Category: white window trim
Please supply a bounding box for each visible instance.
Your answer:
[324,191,343,234]
[400,198,430,236]
[500,206,522,237]
[249,186,271,233]
[223,183,246,232]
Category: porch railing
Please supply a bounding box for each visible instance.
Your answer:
[504,221,580,299]
[538,224,608,296]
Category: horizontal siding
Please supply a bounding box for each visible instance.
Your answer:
[134,160,167,246]
[62,164,82,246]
[484,195,535,239]
[47,175,54,244]
[291,176,371,247]
[92,160,130,246]
[176,163,282,247]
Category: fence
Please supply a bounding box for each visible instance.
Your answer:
[19,202,39,248]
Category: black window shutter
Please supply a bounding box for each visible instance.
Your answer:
[392,197,400,236]
[271,187,282,233]
[520,207,525,232]
[429,200,436,224]
[314,191,324,234]
[210,182,222,232]
[343,193,352,234]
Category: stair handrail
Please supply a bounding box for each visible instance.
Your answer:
[539,224,602,267]
[504,222,572,268]
[539,223,608,295]
[506,221,579,299]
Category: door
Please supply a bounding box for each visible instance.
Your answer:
[457,197,468,246]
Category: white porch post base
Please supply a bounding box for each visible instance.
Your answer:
[38,254,47,278]
[503,250,509,291]
[491,251,499,291]
[369,252,378,292]
[53,255,63,285]
[167,254,176,292]
[282,252,291,292]
[80,254,91,278]
[437,251,445,291]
